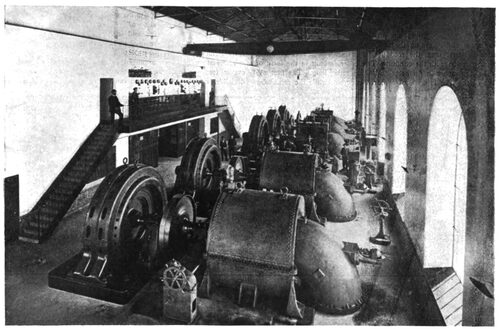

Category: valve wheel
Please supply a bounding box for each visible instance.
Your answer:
[164,266,188,290]
[371,199,392,215]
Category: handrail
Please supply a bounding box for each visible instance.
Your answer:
[222,95,242,136]
[128,93,203,122]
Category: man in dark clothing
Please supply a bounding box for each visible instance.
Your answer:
[220,136,228,161]
[228,135,237,158]
[108,89,124,125]
[331,155,340,174]
[341,144,349,171]
[129,87,139,120]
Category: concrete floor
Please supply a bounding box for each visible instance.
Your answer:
[5,157,429,325]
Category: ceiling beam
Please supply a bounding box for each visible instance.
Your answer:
[183,40,389,55]
[184,6,256,41]
[233,25,353,34]
[157,7,230,18]
[234,16,351,24]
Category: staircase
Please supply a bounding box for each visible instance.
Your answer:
[19,124,118,243]
[428,269,464,326]
[218,95,242,138]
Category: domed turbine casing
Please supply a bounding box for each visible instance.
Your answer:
[295,218,363,314]
[327,132,345,158]
[315,169,357,222]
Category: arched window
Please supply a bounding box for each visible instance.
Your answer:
[424,86,467,283]
[378,83,387,164]
[363,81,369,128]
[370,82,377,134]
[362,80,367,127]
[392,84,407,194]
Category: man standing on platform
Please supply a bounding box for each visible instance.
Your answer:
[220,136,228,161]
[228,135,237,158]
[108,89,124,126]
[341,143,349,172]
[129,87,139,120]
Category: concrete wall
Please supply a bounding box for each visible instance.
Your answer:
[363,9,494,325]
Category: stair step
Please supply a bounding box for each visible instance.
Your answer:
[74,155,96,163]
[54,183,78,192]
[79,158,99,167]
[430,271,463,327]
[45,201,69,210]
[80,152,100,159]
[38,214,57,224]
[66,167,88,175]
[74,157,96,164]
[72,164,93,172]
[26,218,52,230]
[61,176,81,184]
[19,230,42,243]
[48,194,72,203]
[39,206,61,216]
[58,181,84,192]
[444,305,462,326]
[22,224,53,236]
[50,187,74,196]
[433,274,460,297]
[79,152,100,160]
[441,291,463,319]
[75,163,96,170]
[87,145,105,151]
[436,281,463,307]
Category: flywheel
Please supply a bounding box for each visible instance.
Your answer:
[278,105,293,135]
[242,114,270,155]
[174,137,223,217]
[174,137,223,193]
[266,109,283,137]
[83,164,170,272]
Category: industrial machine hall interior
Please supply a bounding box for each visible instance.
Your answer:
[3,5,495,326]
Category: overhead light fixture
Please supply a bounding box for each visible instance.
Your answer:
[266,44,275,54]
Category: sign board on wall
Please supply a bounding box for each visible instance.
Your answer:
[128,69,152,77]
[182,71,197,78]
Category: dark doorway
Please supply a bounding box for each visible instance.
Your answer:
[129,130,159,167]
[100,78,114,124]
[5,175,20,241]
[158,119,203,158]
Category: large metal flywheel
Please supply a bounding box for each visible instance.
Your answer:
[278,105,293,135]
[266,109,283,137]
[174,137,223,217]
[242,114,270,155]
[174,137,222,193]
[83,164,170,272]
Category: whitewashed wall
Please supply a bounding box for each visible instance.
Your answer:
[253,52,357,120]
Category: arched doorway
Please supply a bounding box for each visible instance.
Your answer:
[378,83,387,164]
[392,85,407,194]
[424,86,467,283]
